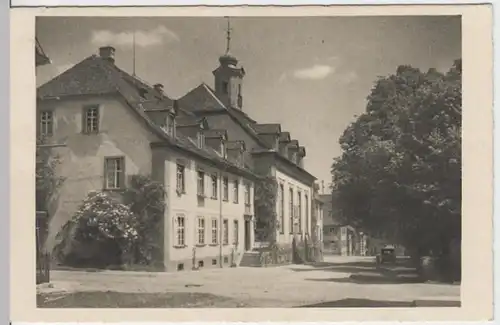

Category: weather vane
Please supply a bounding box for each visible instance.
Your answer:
[225,16,232,54]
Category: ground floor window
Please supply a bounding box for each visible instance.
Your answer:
[211,219,218,244]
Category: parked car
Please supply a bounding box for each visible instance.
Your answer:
[377,245,397,264]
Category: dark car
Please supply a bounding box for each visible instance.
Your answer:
[377,245,397,264]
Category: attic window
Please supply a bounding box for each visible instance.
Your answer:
[197,131,205,149]
[163,114,176,137]
[138,88,148,99]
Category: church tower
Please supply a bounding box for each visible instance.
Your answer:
[213,17,245,110]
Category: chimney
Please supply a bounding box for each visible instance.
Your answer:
[154,83,164,94]
[99,46,116,63]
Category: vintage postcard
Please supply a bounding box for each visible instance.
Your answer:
[10,3,493,323]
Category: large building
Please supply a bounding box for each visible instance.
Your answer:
[37,27,318,270]
[178,42,316,247]
[37,46,258,271]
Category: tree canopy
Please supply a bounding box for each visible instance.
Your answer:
[331,60,462,256]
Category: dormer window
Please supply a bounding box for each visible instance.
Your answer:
[163,114,176,137]
[197,131,205,149]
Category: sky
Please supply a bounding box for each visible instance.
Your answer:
[36,16,461,190]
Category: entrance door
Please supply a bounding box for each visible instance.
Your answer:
[244,219,251,251]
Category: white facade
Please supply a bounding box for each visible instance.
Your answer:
[275,169,313,244]
[163,150,255,271]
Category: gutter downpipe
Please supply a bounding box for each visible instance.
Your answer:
[219,164,225,268]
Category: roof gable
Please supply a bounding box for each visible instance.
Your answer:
[37,56,121,99]
[178,83,226,112]
[252,123,281,135]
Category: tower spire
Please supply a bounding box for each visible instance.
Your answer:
[225,16,232,55]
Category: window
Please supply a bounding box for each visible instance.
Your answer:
[244,183,251,206]
[233,180,239,203]
[175,214,186,246]
[197,171,205,197]
[220,142,226,158]
[104,157,125,190]
[211,219,218,244]
[305,194,309,234]
[211,174,218,199]
[233,220,239,244]
[279,184,284,233]
[197,131,205,149]
[198,260,204,268]
[289,188,294,233]
[212,259,217,265]
[177,263,184,271]
[223,219,229,245]
[176,164,185,193]
[39,111,53,136]
[222,177,229,201]
[222,81,229,94]
[298,192,302,233]
[197,217,205,245]
[83,105,99,133]
[163,114,175,136]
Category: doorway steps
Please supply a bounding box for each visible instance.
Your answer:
[239,251,261,267]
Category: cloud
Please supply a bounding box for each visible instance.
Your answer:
[293,64,335,80]
[91,25,179,48]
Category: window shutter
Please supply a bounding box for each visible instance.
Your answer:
[96,105,101,132]
[173,215,178,245]
[120,158,126,189]
[103,158,108,189]
[81,107,87,133]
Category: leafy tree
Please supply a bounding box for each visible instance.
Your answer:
[254,176,278,243]
[122,175,166,265]
[36,135,65,212]
[331,60,462,259]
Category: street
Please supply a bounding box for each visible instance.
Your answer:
[38,255,460,308]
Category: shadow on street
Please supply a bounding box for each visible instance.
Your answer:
[306,274,422,285]
[293,258,425,284]
[297,298,414,308]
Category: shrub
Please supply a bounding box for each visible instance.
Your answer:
[54,191,139,267]
[54,175,165,268]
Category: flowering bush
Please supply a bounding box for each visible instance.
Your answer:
[54,175,165,268]
[54,191,140,266]
[75,191,139,242]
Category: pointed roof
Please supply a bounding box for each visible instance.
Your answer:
[178,83,277,149]
[36,38,51,67]
[226,140,246,151]
[176,116,208,128]
[252,123,281,135]
[279,132,291,142]
[37,52,259,181]
[204,129,228,139]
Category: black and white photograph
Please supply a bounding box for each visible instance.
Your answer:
[15,4,493,318]
[33,14,464,309]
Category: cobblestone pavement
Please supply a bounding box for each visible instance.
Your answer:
[39,256,460,307]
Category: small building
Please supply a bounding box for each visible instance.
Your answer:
[36,37,51,67]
